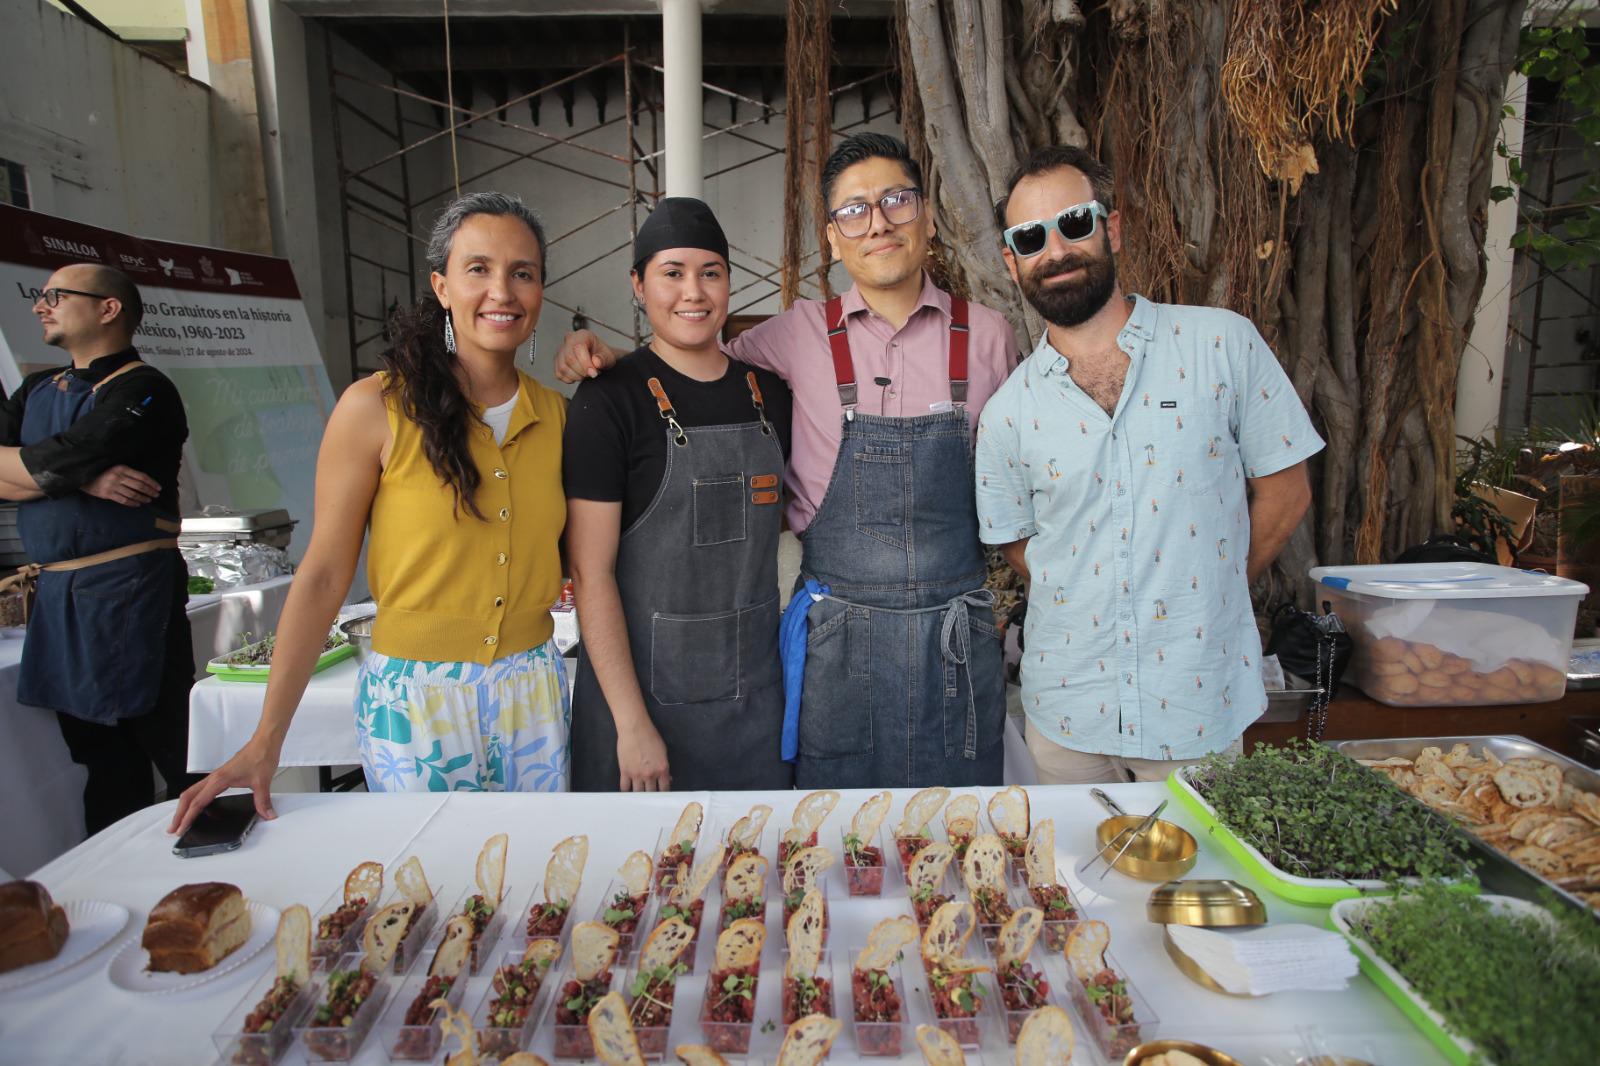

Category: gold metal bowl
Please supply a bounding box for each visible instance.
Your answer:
[1161,927,1265,998]
[1124,1039,1245,1065]
[1094,815,1198,881]
[1147,879,1267,927]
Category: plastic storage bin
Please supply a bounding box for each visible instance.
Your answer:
[1310,563,1588,707]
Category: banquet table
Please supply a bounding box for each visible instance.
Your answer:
[4,784,1443,1066]
[0,576,296,877]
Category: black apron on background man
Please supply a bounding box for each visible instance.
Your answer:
[7,353,194,833]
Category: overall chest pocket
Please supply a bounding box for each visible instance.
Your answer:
[852,442,909,548]
[693,474,746,546]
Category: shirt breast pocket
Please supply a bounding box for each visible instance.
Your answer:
[1131,404,1232,498]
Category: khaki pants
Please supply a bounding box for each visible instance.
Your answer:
[1024,718,1243,785]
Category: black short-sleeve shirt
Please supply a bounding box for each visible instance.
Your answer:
[562,347,792,531]
[0,347,188,515]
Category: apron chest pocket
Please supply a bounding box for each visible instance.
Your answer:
[651,607,741,704]
[693,475,747,546]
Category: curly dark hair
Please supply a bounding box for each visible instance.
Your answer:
[380,191,547,519]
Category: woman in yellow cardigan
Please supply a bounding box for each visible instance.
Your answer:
[171,191,569,830]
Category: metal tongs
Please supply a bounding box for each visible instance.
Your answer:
[1084,789,1168,881]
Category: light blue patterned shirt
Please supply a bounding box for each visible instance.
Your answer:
[975,296,1324,759]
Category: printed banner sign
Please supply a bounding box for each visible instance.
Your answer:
[0,204,336,561]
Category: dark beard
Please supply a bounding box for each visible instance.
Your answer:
[1017,238,1117,328]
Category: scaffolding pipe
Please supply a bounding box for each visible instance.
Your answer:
[661,0,702,197]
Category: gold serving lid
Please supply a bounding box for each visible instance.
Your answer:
[1146,879,1267,928]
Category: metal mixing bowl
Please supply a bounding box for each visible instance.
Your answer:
[338,614,375,663]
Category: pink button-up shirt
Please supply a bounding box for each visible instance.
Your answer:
[731,275,1020,533]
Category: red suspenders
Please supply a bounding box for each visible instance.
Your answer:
[824,295,970,415]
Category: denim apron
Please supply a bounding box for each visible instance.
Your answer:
[570,370,793,791]
[792,297,1005,788]
[15,364,186,723]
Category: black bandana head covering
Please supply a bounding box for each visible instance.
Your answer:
[632,197,729,274]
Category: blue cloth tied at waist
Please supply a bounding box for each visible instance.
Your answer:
[778,581,996,762]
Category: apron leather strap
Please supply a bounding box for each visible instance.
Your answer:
[0,537,178,623]
[744,372,775,437]
[50,359,148,394]
[645,376,689,446]
[824,295,972,413]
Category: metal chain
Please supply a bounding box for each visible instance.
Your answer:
[1306,633,1333,743]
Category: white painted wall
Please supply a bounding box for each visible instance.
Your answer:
[0,0,213,244]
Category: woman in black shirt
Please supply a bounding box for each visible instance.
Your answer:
[563,198,794,792]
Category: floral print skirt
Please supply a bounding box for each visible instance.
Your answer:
[354,639,570,792]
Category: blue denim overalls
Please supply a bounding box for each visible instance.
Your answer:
[791,297,1005,787]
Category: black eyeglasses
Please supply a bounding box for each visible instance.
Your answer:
[828,188,923,239]
[37,287,111,308]
[1002,200,1108,258]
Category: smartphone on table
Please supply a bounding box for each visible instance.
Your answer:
[172,793,258,858]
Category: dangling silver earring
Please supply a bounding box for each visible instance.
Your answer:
[528,330,537,363]
[443,316,456,353]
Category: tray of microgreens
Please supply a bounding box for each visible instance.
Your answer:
[1330,882,1600,1066]
[1169,739,1476,904]
[206,629,355,682]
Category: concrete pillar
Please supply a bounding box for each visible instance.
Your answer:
[200,0,274,255]
[660,0,703,199]
[1456,71,1528,441]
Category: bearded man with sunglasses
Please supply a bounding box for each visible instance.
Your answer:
[558,133,1018,788]
[0,263,196,834]
[975,146,1321,784]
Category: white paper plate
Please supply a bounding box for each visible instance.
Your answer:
[0,899,131,994]
[107,900,279,995]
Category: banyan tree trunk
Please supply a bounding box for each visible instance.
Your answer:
[884,0,1528,605]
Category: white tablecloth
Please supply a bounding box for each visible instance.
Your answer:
[0,577,296,877]
[187,610,584,773]
[4,784,1441,1066]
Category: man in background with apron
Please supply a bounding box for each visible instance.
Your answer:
[0,263,195,834]
[557,135,1018,788]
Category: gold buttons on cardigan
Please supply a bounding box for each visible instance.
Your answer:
[494,596,504,608]
[493,468,507,479]
[499,508,510,521]
[484,635,498,647]
[496,552,508,565]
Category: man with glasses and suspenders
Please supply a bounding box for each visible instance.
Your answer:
[976,146,1320,785]
[558,134,1019,788]
[0,263,196,834]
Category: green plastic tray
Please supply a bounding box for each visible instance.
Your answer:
[1328,894,1549,1066]
[206,640,356,683]
[1167,767,1476,906]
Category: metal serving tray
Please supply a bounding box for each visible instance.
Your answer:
[1326,735,1599,919]
[180,507,297,548]
[1256,670,1324,723]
